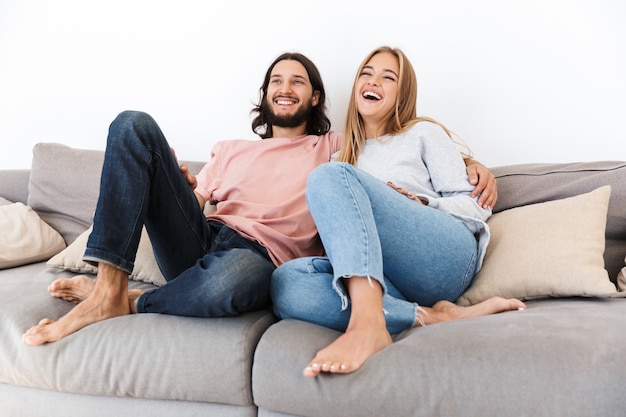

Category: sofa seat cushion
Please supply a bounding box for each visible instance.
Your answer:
[0,262,275,406]
[253,298,626,417]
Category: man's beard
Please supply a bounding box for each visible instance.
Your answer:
[263,100,312,128]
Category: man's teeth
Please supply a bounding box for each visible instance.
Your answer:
[277,100,295,105]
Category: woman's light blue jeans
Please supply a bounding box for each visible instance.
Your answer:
[83,111,275,317]
[271,162,478,334]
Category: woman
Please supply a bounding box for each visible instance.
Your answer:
[270,46,526,378]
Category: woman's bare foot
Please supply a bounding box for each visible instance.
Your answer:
[303,320,392,378]
[301,296,524,377]
[416,296,526,327]
[22,264,131,345]
[48,275,96,304]
[303,276,393,378]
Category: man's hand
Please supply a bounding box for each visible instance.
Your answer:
[179,164,197,190]
[465,159,497,209]
[171,147,197,190]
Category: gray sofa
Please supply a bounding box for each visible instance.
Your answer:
[1,143,625,417]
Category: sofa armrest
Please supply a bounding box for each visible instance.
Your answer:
[0,169,30,204]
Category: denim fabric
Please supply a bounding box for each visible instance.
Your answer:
[271,162,478,334]
[84,111,274,317]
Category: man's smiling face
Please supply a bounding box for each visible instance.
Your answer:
[264,59,319,129]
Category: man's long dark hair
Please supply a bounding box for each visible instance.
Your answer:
[251,52,331,138]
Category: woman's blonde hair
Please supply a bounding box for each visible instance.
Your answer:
[337,46,470,165]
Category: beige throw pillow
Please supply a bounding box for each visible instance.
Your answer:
[456,186,617,306]
[0,202,66,269]
[47,226,166,287]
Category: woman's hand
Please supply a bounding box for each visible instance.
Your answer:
[387,182,428,205]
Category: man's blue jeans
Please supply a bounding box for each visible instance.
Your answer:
[83,111,274,317]
[271,162,478,334]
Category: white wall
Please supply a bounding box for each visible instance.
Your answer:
[1,0,624,169]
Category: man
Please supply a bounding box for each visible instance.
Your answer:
[22,52,497,345]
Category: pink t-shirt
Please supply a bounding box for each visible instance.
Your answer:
[194,132,342,266]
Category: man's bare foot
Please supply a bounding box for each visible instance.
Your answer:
[48,275,96,304]
[50,275,145,313]
[417,296,526,326]
[303,317,392,378]
[22,264,131,345]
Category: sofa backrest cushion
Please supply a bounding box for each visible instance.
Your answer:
[0,170,30,204]
[27,143,206,246]
[492,161,626,282]
[27,143,104,245]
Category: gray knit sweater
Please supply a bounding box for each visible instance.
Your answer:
[354,121,492,272]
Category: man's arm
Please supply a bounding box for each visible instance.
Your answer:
[464,158,497,209]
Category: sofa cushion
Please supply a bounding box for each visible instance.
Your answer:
[0,169,30,204]
[491,161,626,282]
[47,225,166,286]
[27,143,104,245]
[26,143,208,246]
[457,186,617,305]
[253,298,626,417]
[0,262,276,407]
[0,201,66,269]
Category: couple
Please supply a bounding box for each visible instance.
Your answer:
[23,46,525,378]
